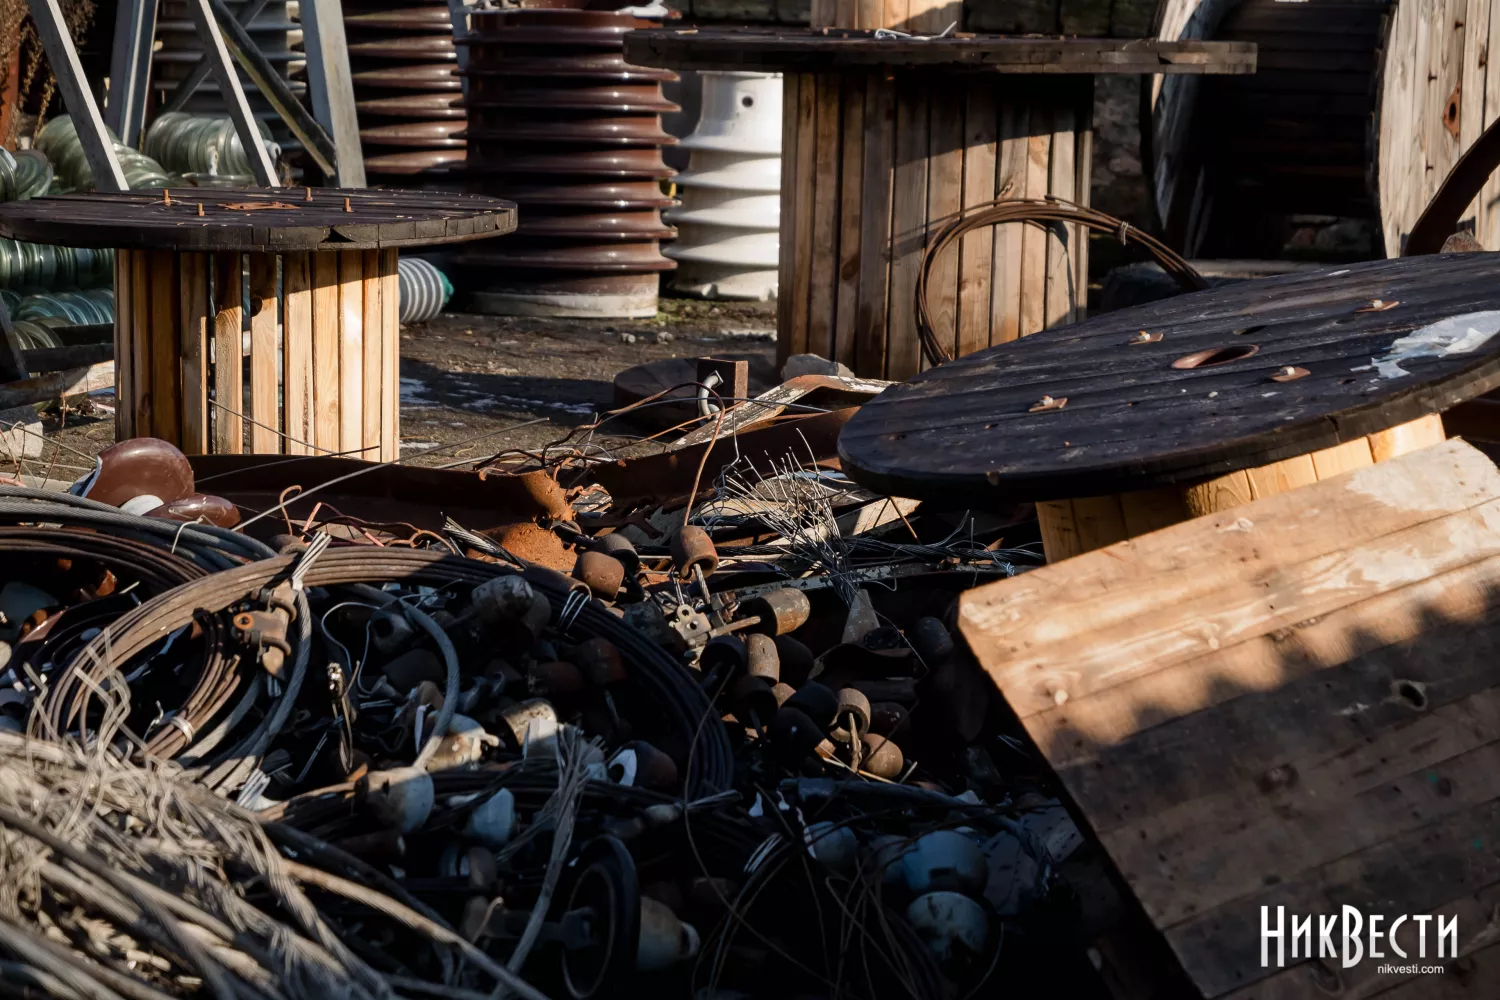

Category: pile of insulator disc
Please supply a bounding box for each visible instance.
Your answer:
[455,3,679,319]
[343,0,466,186]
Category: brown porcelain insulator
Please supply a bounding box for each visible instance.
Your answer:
[342,0,465,185]
[456,4,679,318]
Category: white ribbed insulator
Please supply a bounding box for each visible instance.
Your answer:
[664,72,781,301]
[398,257,454,323]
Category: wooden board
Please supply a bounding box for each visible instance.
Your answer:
[212,252,243,454]
[248,253,279,453]
[623,28,1257,76]
[958,439,1500,999]
[0,188,516,252]
[178,252,210,454]
[840,253,1500,502]
[282,252,314,455]
[312,251,343,452]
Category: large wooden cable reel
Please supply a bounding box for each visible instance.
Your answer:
[1149,0,1500,258]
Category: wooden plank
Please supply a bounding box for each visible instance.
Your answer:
[1035,499,1083,562]
[1244,452,1319,500]
[956,79,997,359]
[0,362,114,408]
[1483,0,1500,248]
[130,249,152,439]
[362,249,382,456]
[832,75,865,369]
[787,73,818,361]
[1181,466,1254,517]
[1043,92,1077,330]
[212,252,243,454]
[807,73,842,361]
[1019,98,1051,338]
[1369,412,1448,462]
[885,73,929,381]
[310,252,342,452]
[148,251,180,442]
[178,253,210,454]
[282,252,313,455]
[961,440,1500,719]
[113,250,133,440]
[247,253,279,453]
[1460,0,1492,230]
[924,76,964,369]
[776,72,803,370]
[991,95,1028,345]
[1071,81,1092,324]
[379,248,399,462]
[959,439,1500,1000]
[856,72,895,378]
[338,251,365,453]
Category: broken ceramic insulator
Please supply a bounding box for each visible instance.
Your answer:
[671,524,719,580]
[745,632,779,682]
[740,586,812,636]
[573,549,626,601]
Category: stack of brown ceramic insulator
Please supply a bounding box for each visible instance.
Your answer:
[343,0,465,186]
[456,4,678,318]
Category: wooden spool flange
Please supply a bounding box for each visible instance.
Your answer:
[0,188,516,458]
[624,27,1254,383]
[839,253,1500,561]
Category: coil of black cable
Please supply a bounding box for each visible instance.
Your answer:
[63,548,733,795]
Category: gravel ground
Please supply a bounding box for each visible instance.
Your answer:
[22,297,777,480]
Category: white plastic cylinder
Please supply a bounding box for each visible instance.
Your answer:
[665,72,782,301]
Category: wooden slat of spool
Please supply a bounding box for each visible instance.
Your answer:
[925,79,963,368]
[855,72,894,376]
[178,253,210,455]
[248,253,280,454]
[957,82,996,357]
[311,252,342,452]
[113,250,133,440]
[130,249,152,437]
[338,251,365,454]
[212,252,243,454]
[886,74,929,380]
[361,249,383,457]
[783,73,815,360]
[148,251,180,442]
[282,252,314,455]
[992,97,1028,346]
[379,249,399,462]
[1037,414,1450,561]
[807,73,841,362]
[833,74,865,369]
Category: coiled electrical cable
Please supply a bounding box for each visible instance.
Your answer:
[64,548,733,796]
[0,485,275,569]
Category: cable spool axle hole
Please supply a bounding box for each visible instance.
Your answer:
[1171,344,1260,370]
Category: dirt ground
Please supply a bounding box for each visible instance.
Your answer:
[30,297,776,480]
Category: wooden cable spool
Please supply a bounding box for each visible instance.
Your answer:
[1150,0,1391,257]
[0,188,516,459]
[1152,0,1500,258]
[837,253,1500,562]
[626,17,1251,382]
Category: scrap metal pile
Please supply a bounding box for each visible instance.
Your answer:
[0,392,1089,999]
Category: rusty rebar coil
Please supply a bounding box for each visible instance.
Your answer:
[916,197,1207,369]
